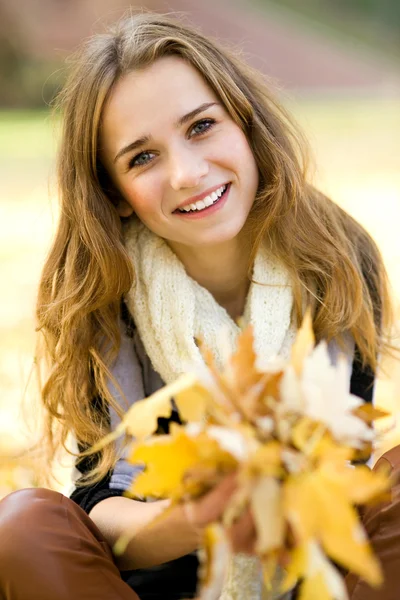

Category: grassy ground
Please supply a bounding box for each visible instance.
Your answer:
[0,100,399,491]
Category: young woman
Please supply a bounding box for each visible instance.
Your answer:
[0,11,396,600]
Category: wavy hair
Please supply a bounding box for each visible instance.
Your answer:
[36,12,395,484]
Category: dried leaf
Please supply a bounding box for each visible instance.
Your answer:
[283,541,348,600]
[175,383,212,423]
[291,418,326,454]
[247,441,283,478]
[129,427,237,500]
[280,544,307,592]
[242,371,284,422]
[123,373,197,439]
[229,325,261,394]
[222,482,251,528]
[300,543,347,600]
[284,469,383,587]
[352,404,390,424]
[198,524,231,600]
[301,348,374,448]
[290,308,315,376]
[251,476,285,554]
[320,459,391,506]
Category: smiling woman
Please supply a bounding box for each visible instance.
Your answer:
[100,56,258,256]
[0,10,396,600]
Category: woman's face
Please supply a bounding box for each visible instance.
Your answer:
[100,55,259,248]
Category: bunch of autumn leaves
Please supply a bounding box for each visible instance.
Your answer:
[106,313,392,600]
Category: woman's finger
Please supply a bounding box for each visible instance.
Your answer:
[226,507,257,555]
[185,472,238,528]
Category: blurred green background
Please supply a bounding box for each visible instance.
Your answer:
[0,0,399,492]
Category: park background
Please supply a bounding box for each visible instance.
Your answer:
[0,0,399,493]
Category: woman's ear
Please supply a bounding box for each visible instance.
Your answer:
[116,197,135,217]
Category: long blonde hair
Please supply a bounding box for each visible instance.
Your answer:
[36,12,395,483]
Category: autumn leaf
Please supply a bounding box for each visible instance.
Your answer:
[352,404,390,424]
[291,417,327,455]
[319,457,391,506]
[280,544,307,592]
[174,383,212,423]
[228,325,261,394]
[198,524,231,600]
[251,476,285,554]
[299,543,347,600]
[129,426,237,500]
[123,373,198,439]
[283,541,348,600]
[290,308,315,376]
[284,468,383,587]
[115,318,393,600]
[246,441,283,478]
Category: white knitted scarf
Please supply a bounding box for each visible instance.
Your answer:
[123,218,296,386]
[123,218,296,600]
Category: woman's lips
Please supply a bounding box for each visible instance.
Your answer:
[174,183,231,220]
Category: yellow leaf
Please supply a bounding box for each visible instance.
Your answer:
[198,523,231,600]
[122,373,197,439]
[175,383,212,423]
[352,404,390,424]
[285,470,383,587]
[248,441,283,478]
[129,430,201,498]
[290,308,315,376]
[251,476,285,554]
[291,418,326,454]
[299,541,349,600]
[261,553,278,590]
[280,545,307,592]
[284,473,318,541]
[129,427,237,500]
[321,459,391,505]
[298,572,333,600]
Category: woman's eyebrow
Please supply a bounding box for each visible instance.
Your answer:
[113,101,219,164]
[176,101,218,127]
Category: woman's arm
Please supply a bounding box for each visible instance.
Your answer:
[89,497,199,570]
[89,474,238,570]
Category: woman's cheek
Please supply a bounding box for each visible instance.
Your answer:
[213,126,252,166]
[121,179,159,218]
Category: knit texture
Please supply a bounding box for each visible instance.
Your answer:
[123,219,297,384]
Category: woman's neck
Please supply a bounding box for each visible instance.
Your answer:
[168,234,252,320]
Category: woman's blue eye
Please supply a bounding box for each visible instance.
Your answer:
[128,119,215,169]
[129,151,154,168]
[191,118,216,136]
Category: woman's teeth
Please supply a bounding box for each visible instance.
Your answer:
[178,184,228,213]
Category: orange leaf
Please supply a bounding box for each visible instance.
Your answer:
[229,325,261,394]
[352,404,390,424]
[290,308,315,376]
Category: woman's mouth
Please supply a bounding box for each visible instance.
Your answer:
[174,183,230,219]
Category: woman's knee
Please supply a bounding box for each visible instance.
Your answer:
[0,488,64,554]
[0,486,113,566]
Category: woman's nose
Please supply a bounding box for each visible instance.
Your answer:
[168,148,209,191]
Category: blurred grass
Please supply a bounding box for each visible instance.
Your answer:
[0,99,399,489]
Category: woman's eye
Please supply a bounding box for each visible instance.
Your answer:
[190,118,216,137]
[129,151,154,168]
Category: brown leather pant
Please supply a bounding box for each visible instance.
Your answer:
[0,487,140,600]
[344,444,400,600]
[1,446,400,600]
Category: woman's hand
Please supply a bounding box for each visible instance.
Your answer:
[183,473,257,555]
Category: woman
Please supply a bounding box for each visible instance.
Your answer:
[0,11,396,600]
